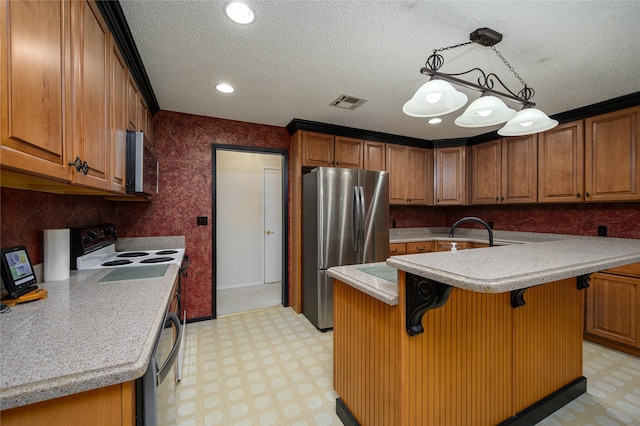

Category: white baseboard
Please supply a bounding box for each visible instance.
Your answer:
[217,281,262,290]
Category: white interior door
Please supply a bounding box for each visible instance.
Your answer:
[264,168,282,284]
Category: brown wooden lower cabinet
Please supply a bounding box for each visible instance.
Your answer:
[1,382,135,426]
[334,274,584,425]
[584,264,640,357]
[406,241,433,254]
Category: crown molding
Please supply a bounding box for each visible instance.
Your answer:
[96,1,160,116]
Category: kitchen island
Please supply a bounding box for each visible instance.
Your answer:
[0,263,180,425]
[328,238,640,426]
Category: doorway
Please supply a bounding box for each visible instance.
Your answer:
[212,146,288,318]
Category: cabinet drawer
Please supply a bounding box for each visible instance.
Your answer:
[389,243,407,255]
[406,242,433,254]
[602,262,640,278]
[436,241,470,252]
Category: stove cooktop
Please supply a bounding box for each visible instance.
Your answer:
[75,244,185,270]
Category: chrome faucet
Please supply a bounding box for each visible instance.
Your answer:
[448,217,494,247]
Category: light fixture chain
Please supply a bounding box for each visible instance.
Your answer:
[435,41,473,53]
[491,45,528,88]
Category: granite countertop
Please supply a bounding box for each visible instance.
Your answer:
[330,229,640,305]
[387,238,640,293]
[0,264,179,410]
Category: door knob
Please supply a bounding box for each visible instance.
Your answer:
[266,230,274,235]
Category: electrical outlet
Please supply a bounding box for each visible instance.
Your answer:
[597,225,607,237]
[197,216,208,226]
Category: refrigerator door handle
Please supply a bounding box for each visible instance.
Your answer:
[352,186,360,252]
[358,186,366,262]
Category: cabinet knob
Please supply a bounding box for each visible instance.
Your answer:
[586,192,591,198]
[500,196,504,201]
[496,197,499,201]
[68,157,89,175]
[576,193,581,198]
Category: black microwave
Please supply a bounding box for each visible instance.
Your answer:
[126,131,158,196]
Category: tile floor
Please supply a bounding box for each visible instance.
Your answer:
[174,306,640,426]
[217,283,282,316]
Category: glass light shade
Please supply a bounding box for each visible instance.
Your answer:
[498,108,559,136]
[454,95,517,128]
[402,80,468,117]
[225,1,255,24]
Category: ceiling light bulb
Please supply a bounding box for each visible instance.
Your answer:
[428,118,442,124]
[216,83,235,93]
[477,109,492,117]
[225,1,255,24]
[425,92,442,104]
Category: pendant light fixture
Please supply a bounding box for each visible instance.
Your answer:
[404,27,558,135]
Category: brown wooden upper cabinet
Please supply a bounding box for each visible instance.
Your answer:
[435,146,466,205]
[386,145,432,205]
[110,36,128,194]
[471,135,537,205]
[71,0,111,191]
[538,120,585,203]
[1,0,72,182]
[363,140,386,171]
[585,106,640,201]
[301,131,363,168]
[1,0,112,191]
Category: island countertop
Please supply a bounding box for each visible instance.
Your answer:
[0,264,179,410]
[387,238,640,293]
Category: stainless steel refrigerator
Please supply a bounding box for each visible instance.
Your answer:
[302,167,389,330]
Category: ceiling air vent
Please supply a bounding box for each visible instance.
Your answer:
[330,94,367,110]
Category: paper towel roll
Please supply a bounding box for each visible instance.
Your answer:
[44,228,70,281]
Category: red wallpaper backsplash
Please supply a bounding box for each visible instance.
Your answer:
[116,111,290,320]
[390,203,640,239]
[0,187,117,264]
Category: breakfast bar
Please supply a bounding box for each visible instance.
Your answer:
[328,238,640,426]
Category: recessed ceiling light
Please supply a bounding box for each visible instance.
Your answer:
[225,1,255,24]
[216,83,235,94]
[428,118,442,124]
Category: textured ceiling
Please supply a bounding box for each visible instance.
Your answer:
[119,1,640,140]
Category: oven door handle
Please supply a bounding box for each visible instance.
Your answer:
[179,254,190,275]
[156,312,182,384]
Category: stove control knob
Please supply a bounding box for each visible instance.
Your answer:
[83,231,97,246]
[105,227,117,237]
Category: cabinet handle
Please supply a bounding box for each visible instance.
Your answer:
[390,248,398,253]
[417,246,425,250]
[576,193,581,198]
[336,161,340,165]
[586,192,590,198]
[496,197,499,201]
[68,157,89,175]
[500,196,504,201]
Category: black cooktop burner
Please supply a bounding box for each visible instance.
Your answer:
[140,257,174,264]
[156,250,178,255]
[102,259,134,266]
[117,252,149,258]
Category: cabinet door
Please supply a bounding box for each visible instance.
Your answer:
[502,135,537,204]
[138,96,149,136]
[302,131,334,167]
[538,120,584,203]
[334,136,362,168]
[71,0,110,190]
[407,147,431,205]
[471,139,501,204]
[435,146,466,205]
[363,140,386,171]
[586,272,639,348]
[585,107,639,201]
[109,37,127,193]
[386,144,408,204]
[127,74,139,131]
[1,0,72,181]
[436,241,470,251]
